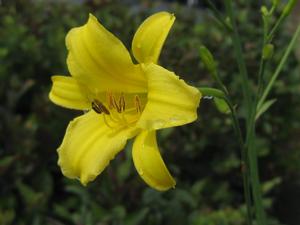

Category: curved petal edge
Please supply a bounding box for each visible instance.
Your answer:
[49,75,90,110]
[66,14,147,92]
[132,130,176,191]
[132,11,175,64]
[57,111,138,185]
[137,63,201,130]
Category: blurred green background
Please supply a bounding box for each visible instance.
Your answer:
[1,0,300,224]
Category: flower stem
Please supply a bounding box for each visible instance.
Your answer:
[224,1,267,224]
[223,98,252,225]
[203,2,299,225]
[267,0,298,43]
[245,106,267,225]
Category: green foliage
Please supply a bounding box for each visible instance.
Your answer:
[0,0,299,225]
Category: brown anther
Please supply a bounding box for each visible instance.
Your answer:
[119,93,125,112]
[134,95,141,114]
[92,99,110,115]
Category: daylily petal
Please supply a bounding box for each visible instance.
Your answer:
[66,14,147,93]
[137,63,201,130]
[49,75,90,110]
[132,130,176,191]
[57,111,139,185]
[132,11,175,64]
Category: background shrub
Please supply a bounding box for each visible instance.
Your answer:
[0,0,299,224]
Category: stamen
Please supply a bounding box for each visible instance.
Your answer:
[92,99,110,115]
[91,92,144,128]
[106,91,113,109]
[134,95,142,114]
[119,93,125,112]
[103,114,114,128]
[112,95,121,113]
[92,101,102,114]
[110,109,123,122]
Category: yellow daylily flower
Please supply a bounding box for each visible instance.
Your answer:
[49,12,201,191]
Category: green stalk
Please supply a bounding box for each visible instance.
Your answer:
[245,106,267,225]
[258,24,300,111]
[267,0,298,42]
[224,0,252,126]
[224,1,254,220]
[267,13,286,42]
[224,1,266,224]
[224,97,253,225]
[200,86,253,225]
[244,4,300,224]
[205,0,232,32]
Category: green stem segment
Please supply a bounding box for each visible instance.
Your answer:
[202,1,299,225]
[199,86,253,225]
[205,0,232,32]
[246,106,267,224]
[267,0,297,42]
[224,1,267,224]
[224,98,253,225]
[224,0,252,123]
[258,24,300,111]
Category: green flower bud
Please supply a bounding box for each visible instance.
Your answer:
[263,44,274,60]
[261,6,269,17]
[199,46,216,73]
[198,87,225,99]
[214,97,230,114]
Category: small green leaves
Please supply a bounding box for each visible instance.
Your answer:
[263,44,274,60]
[262,177,281,194]
[256,99,277,120]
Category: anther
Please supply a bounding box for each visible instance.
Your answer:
[92,99,110,115]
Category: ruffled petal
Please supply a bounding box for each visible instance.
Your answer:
[137,63,201,130]
[66,14,147,93]
[49,75,90,110]
[132,11,175,64]
[132,130,176,191]
[57,111,139,185]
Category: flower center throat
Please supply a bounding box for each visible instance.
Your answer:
[91,92,143,128]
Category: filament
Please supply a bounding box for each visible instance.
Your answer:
[91,91,144,128]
